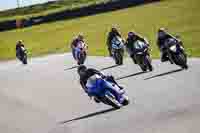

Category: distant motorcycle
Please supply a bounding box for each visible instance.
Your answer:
[111,36,124,65]
[133,40,153,72]
[86,74,129,109]
[165,38,188,69]
[16,46,28,64]
[75,41,87,65]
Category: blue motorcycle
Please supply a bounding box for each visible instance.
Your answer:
[86,74,129,109]
[111,36,124,65]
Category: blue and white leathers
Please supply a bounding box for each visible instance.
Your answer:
[86,75,125,103]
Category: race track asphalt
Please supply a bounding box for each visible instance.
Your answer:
[0,53,200,133]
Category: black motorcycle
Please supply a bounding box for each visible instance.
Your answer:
[165,38,188,69]
[133,40,153,72]
[16,46,28,64]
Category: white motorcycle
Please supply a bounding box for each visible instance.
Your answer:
[165,38,188,69]
[133,40,153,72]
[111,36,124,65]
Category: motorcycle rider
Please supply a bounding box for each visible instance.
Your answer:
[157,28,183,62]
[107,26,122,56]
[70,34,85,60]
[77,65,123,103]
[16,40,26,60]
[125,31,149,64]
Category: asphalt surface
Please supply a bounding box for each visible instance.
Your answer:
[0,53,200,133]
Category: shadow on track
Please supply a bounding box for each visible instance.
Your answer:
[116,71,146,80]
[144,68,183,80]
[100,64,119,71]
[64,65,79,71]
[59,108,117,124]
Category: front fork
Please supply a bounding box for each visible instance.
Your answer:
[166,49,174,64]
[104,81,122,102]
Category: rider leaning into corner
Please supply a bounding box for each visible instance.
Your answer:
[107,26,122,56]
[16,40,25,60]
[77,65,124,103]
[70,33,85,60]
[157,28,184,62]
[124,31,150,64]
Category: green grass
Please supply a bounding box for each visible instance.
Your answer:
[0,0,111,22]
[0,0,199,60]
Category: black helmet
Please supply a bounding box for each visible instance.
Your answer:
[128,31,137,40]
[77,65,87,75]
[128,31,135,38]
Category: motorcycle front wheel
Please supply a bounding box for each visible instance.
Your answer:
[176,53,188,69]
[77,52,86,65]
[22,54,28,64]
[104,94,121,109]
[121,95,129,106]
[145,55,153,71]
